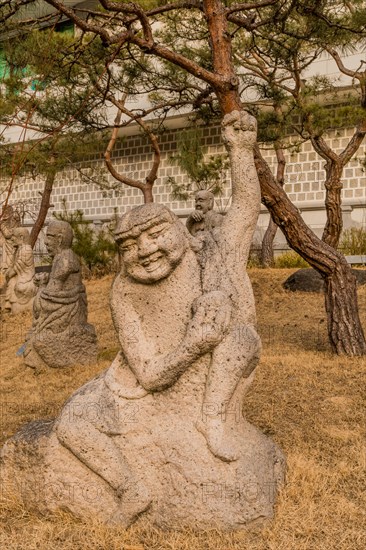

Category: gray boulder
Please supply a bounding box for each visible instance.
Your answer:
[283,268,366,293]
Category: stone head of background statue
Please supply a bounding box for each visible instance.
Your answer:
[11,227,31,249]
[186,189,223,236]
[115,203,190,284]
[45,221,74,258]
[1,204,20,223]
[195,190,214,214]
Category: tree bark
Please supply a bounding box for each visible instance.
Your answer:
[261,144,285,267]
[29,167,56,249]
[322,160,343,248]
[261,217,277,267]
[142,185,154,204]
[324,263,365,355]
[254,145,366,356]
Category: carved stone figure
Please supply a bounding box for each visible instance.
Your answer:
[0,205,21,309]
[4,227,36,314]
[22,220,98,369]
[0,205,21,272]
[186,189,223,236]
[1,112,285,530]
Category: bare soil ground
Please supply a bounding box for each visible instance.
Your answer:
[0,269,365,550]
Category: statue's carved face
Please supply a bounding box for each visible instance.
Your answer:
[195,193,213,214]
[11,230,23,248]
[45,228,63,257]
[119,217,188,283]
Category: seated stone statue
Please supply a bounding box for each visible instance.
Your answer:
[23,220,98,369]
[4,227,36,314]
[1,111,285,530]
[186,189,223,236]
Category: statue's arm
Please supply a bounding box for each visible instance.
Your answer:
[111,279,230,392]
[186,215,194,233]
[221,111,261,260]
[13,246,34,274]
[51,252,79,281]
[0,223,13,240]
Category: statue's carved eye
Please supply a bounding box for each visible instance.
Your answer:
[148,223,169,238]
[121,240,136,252]
[149,229,163,238]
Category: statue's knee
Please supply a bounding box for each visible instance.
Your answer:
[55,404,85,445]
[55,414,72,446]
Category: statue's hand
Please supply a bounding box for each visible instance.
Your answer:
[5,268,15,281]
[191,211,204,222]
[221,110,257,150]
[186,291,231,354]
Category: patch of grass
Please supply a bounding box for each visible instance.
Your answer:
[340,227,366,256]
[274,251,310,268]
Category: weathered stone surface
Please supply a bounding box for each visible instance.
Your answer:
[1,111,285,530]
[283,268,366,293]
[22,221,97,369]
[3,227,36,314]
[186,189,223,236]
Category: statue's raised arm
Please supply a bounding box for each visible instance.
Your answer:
[220,110,261,265]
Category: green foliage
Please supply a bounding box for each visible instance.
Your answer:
[340,227,366,256]
[247,248,262,268]
[274,251,310,268]
[54,201,118,277]
[168,127,229,201]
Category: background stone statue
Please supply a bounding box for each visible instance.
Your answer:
[0,205,21,272]
[1,111,285,530]
[22,220,98,369]
[0,205,21,309]
[186,189,223,235]
[4,227,36,314]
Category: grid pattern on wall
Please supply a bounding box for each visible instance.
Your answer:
[1,124,365,225]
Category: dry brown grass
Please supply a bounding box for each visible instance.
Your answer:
[1,269,366,550]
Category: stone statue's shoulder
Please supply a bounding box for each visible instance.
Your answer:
[207,210,223,224]
[56,248,81,271]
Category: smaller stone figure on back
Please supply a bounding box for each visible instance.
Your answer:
[4,227,36,314]
[186,190,223,236]
[23,220,98,369]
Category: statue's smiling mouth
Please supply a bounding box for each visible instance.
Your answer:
[140,253,164,271]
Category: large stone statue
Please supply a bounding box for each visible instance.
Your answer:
[4,227,36,314]
[186,189,223,235]
[1,112,285,530]
[22,220,98,369]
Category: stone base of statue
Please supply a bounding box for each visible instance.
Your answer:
[1,353,285,530]
[23,322,98,369]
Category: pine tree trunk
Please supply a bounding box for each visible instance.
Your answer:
[324,263,366,355]
[260,143,285,267]
[29,168,56,249]
[143,185,154,204]
[322,161,343,248]
[261,217,277,267]
[254,145,366,356]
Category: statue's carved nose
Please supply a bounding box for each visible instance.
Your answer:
[137,234,156,257]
